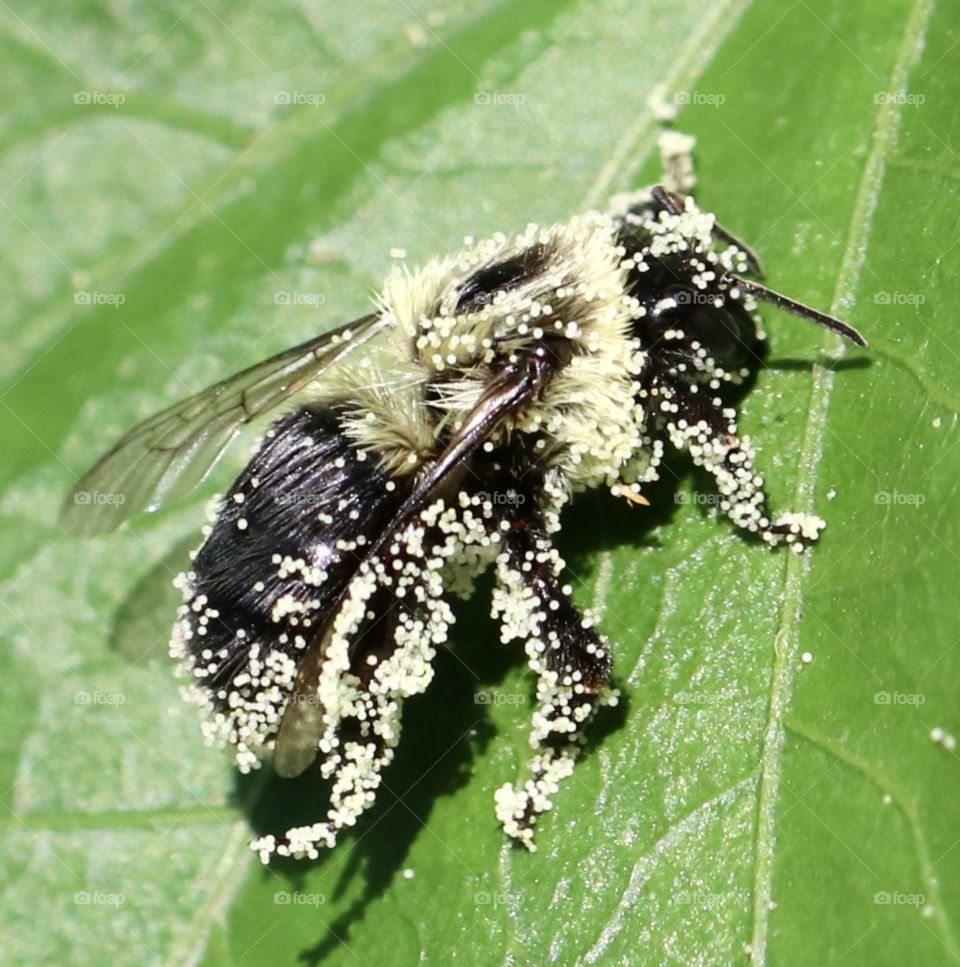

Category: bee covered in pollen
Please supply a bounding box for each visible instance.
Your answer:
[64,150,866,862]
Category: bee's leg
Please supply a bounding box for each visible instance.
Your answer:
[490,509,617,850]
[654,378,825,552]
[250,510,458,863]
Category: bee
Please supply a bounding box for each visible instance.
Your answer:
[63,173,866,862]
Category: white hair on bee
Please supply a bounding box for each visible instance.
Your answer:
[311,359,436,475]
[64,141,866,864]
[337,211,652,485]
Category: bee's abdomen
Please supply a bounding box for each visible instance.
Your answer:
[172,405,407,724]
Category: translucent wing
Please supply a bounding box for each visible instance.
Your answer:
[62,313,389,535]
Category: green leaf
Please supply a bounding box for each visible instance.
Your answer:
[2,0,957,964]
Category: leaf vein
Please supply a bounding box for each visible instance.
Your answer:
[749,2,938,963]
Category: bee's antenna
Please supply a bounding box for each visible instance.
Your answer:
[727,275,868,347]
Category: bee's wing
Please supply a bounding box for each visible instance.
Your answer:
[62,313,389,536]
[274,358,545,776]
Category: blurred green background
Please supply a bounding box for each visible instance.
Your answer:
[2,0,958,964]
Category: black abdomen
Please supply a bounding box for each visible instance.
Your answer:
[181,405,408,703]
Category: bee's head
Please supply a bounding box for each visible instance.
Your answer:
[614,187,865,381]
[615,190,764,379]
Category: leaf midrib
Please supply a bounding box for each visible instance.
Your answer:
[748,1,939,962]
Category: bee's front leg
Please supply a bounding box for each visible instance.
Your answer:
[655,377,825,552]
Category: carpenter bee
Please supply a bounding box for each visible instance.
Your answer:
[64,176,865,862]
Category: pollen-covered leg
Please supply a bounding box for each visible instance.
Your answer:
[654,378,825,552]
[251,492,496,863]
[491,514,617,850]
[250,528,453,862]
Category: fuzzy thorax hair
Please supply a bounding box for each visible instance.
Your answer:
[310,210,652,489]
